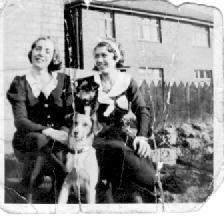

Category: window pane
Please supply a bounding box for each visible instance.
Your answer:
[143,24,150,40]
[106,18,113,38]
[148,19,157,26]
[138,17,160,42]
[195,70,198,78]
[150,26,159,42]
[206,70,212,78]
[192,26,209,47]
[98,18,105,37]
[97,12,114,38]
[200,70,204,78]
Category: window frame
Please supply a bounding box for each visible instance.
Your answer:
[137,17,162,43]
[194,69,213,80]
[97,11,115,39]
[138,67,164,81]
[192,25,210,48]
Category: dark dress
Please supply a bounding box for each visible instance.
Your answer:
[7,72,73,188]
[93,73,156,199]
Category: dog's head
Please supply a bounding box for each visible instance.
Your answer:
[74,76,99,115]
[68,111,101,151]
[70,112,93,140]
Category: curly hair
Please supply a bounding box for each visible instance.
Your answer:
[93,38,124,70]
[28,36,62,72]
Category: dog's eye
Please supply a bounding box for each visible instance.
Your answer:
[83,122,88,127]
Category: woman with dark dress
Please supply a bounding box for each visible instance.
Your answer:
[92,39,156,202]
[7,36,73,199]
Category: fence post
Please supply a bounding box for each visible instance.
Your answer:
[186,82,190,122]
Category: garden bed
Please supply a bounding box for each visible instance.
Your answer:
[4,121,213,204]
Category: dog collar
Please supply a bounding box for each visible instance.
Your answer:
[68,146,94,154]
[74,149,85,154]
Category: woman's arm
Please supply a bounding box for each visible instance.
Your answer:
[11,101,47,132]
[126,79,153,158]
[7,76,46,132]
[126,78,153,137]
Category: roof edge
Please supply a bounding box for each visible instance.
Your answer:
[65,1,213,27]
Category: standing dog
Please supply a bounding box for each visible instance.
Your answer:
[26,75,100,204]
[58,111,99,204]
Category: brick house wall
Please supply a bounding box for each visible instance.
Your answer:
[81,8,213,83]
[3,0,64,71]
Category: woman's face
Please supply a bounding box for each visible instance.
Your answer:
[94,46,117,73]
[31,39,54,71]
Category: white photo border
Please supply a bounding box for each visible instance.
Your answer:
[0,0,223,214]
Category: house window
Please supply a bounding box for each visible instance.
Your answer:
[200,70,204,78]
[206,70,212,78]
[139,67,163,82]
[138,17,161,42]
[195,69,212,80]
[98,12,114,38]
[195,70,199,78]
[192,26,210,47]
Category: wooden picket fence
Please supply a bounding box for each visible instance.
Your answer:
[139,80,213,127]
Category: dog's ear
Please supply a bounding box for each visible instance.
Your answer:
[76,76,99,92]
[64,113,74,129]
[91,113,102,135]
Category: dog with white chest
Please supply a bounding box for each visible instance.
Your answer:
[58,111,99,204]
[58,74,100,204]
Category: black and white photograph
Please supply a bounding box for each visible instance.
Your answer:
[1,0,223,213]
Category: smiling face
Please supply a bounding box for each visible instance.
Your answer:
[31,39,54,71]
[94,46,117,74]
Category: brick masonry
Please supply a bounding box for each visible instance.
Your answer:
[3,0,65,71]
[82,8,213,83]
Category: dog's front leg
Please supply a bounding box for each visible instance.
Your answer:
[86,183,96,204]
[58,181,70,204]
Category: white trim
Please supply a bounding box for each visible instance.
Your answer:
[94,72,131,116]
[83,4,213,27]
[26,71,58,99]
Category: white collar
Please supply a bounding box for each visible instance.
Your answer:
[94,71,131,97]
[94,71,131,116]
[26,70,58,99]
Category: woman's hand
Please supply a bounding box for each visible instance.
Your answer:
[42,128,68,144]
[133,136,151,158]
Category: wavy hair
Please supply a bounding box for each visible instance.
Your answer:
[28,36,62,72]
[93,38,124,70]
